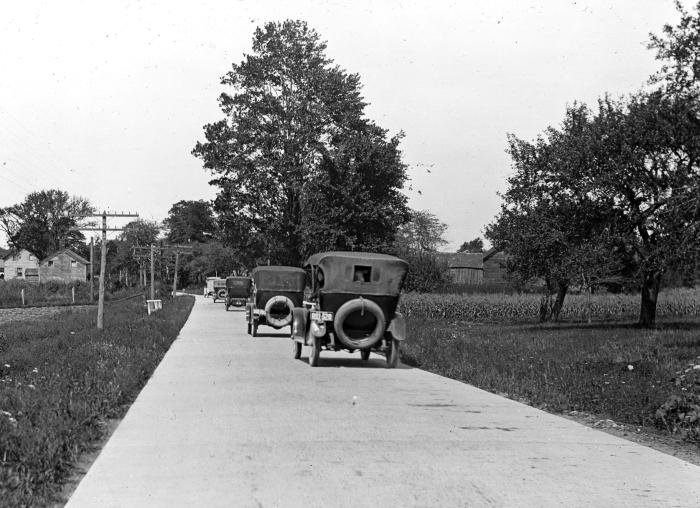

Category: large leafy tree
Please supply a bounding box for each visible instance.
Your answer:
[164,200,218,244]
[192,20,409,266]
[394,209,448,254]
[0,189,92,259]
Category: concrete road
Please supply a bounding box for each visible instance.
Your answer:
[67,295,700,507]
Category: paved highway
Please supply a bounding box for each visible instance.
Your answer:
[67,295,700,507]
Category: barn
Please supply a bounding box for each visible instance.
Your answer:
[439,252,483,285]
[40,249,89,282]
[483,247,508,286]
[436,249,509,286]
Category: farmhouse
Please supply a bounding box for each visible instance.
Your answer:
[40,249,89,282]
[0,247,7,279]
[2,249,40,281]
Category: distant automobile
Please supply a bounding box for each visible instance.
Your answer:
[291,251,408,368]
[246,266,306,336]
[225,276,252,311]
[205,277,228,302]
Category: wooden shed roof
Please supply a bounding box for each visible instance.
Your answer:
[438,252,483,269]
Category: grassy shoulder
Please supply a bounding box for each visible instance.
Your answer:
[402,316,700,452]
[0,295,195,506]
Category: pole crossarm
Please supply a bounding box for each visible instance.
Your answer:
[80,227,130,232]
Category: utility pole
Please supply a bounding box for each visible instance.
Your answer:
[133,244,193,299]
[79,211,139,330]
[89,237,94,303]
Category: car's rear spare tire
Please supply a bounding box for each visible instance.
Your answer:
[333,298,386,349]
[264,296,294,328]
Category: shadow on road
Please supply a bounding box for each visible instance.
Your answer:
[297,356,412,369]
[250,332,290,338]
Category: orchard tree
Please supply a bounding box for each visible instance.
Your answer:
[586,92,700,325]
[192,20,409,266]
[0,189,92,259]
[486,108,627,321]
[164,200,218,244]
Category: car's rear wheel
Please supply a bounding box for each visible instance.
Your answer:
[309,335,320,367]
[293,340,302,359]
[360,349,370,361]
[386,338,400,369]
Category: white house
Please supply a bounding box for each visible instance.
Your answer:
[2,249,40,280]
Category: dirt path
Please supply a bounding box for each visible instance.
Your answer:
[0,305,95,324]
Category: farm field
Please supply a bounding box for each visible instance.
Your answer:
[0,296,194,507]
[399,287,700,322]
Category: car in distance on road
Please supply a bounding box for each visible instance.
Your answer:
[205,277,228,302]
[246,266,306,337]
[291,251,408,368]
[225,276,252,311]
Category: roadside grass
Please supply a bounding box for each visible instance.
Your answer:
[401,317,700,445]
[0,295,194,506]
[0,280,146,308]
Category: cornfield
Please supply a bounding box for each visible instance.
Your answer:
[398,288,700,322]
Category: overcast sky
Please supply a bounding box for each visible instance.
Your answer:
[0,0,689,250]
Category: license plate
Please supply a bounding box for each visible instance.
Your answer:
[311,311,333,322]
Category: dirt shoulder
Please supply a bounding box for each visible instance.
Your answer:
[561,410,700,467]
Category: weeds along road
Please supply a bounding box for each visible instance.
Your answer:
[67,295,700,508]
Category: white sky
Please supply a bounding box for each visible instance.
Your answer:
[0,0,689,250]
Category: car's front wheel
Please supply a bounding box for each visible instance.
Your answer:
[309,335,320,367]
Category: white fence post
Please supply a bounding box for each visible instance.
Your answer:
[21,288,25,306]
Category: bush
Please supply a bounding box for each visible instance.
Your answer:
[400,252,450,293]
[0,296,194,506]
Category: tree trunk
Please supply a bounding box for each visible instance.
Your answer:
[539,293,552,322]
[551,282,568,322]
[639,271,662,327]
